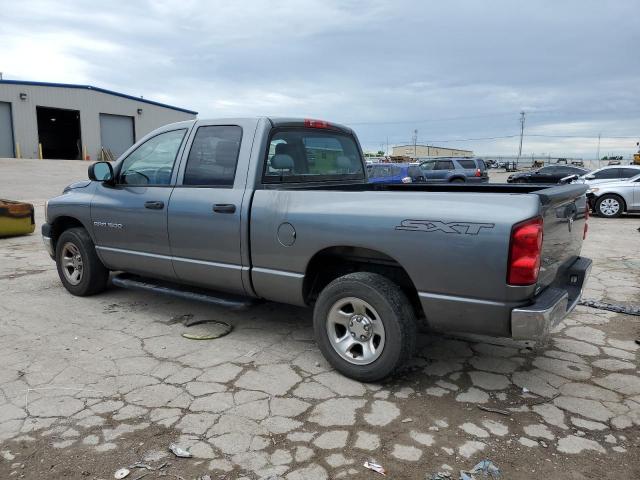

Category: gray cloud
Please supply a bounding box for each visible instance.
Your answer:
[1,0,638,157]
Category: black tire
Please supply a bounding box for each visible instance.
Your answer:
[313,272,417,382]
[450,177,465,183]
[595,194,625,218]
[55,227,109,296]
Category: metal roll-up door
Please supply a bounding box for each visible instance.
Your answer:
[0,102,14,158]
[99,113,135,160]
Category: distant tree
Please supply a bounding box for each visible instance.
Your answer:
[377,150,385,156]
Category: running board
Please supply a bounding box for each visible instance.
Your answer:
[110,273,258,309]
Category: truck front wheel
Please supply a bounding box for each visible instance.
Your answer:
[55,227,109,296]
[313,272,416,382]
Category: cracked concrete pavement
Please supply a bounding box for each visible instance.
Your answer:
[1,158,639,479]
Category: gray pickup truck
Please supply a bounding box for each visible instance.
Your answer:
[42,118,592,381]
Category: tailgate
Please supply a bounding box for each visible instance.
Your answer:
[535,184,589,289]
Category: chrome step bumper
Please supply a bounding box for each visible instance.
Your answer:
[511,257,592,340]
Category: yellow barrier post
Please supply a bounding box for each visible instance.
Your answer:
[15,142,21,159]
[38,143,43,160]
[83,145,87,161]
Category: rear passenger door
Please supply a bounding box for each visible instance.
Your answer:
[167,120,255,294]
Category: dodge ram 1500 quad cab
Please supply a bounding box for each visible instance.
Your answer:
[43,118,591,381]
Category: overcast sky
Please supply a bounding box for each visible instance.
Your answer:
[1,0,639,158]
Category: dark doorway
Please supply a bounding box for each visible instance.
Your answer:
[36,106,82,159]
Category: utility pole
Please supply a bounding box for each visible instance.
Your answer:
[596,133,601,168]
[517,111,525,168]
[386,136,389,157]
[412,129,418,159]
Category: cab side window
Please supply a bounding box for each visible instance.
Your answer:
[620,168,639,178]
[594,168,620,179]
[435,160,454,170]
[183,126,242,186]
[421,161,435,171]
[119,129,186,185]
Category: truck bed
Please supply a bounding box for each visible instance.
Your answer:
[267,181,587,205]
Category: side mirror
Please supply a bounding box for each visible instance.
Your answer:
[88,161,114,182]
[585,174,595,180]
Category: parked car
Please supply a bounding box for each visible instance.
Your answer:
[367,163,424,184]
[507,165,589,184]
[485,159,498,169]
[576,165,640,186]
[42,117,591,381]
[587,173,640,217]
[419,157,488,183]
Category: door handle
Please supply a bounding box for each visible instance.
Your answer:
[213,203,236,214]
[144,201,164,210]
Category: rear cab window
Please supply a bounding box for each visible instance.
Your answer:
[264,128,364,183]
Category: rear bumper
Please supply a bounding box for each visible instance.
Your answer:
[511,257,592,339]
[465,176,489,183]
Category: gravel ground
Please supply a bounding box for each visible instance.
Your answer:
[1,158,639,479]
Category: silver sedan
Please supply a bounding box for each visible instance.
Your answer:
[587,173,640,217]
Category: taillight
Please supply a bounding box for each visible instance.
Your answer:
[507,217,543,285]
[583,204,589,240]
[401,176,412,183]
[475,168,481,177]
[304,119,331,129]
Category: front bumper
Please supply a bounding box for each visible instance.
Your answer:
[41,223,54,258]
[511,257,592,340]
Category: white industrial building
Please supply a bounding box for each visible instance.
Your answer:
[0,80,197,160]
[392,144,473,159]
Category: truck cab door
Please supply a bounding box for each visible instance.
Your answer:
[167,120,257,295]
[91,127,189,280]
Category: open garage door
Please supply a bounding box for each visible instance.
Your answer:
[100,113,135,160]
[36,106,82,160]
[0,102,15,158]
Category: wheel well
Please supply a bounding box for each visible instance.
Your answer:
[449,176,465,182]
[50,216,85,250]
[303,246,424,318]
[597,193,626,212]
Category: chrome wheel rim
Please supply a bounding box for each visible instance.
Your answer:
[326,297,385,365]
[600,198,620,216]
[61,242,83,285]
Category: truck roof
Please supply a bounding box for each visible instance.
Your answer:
[168,117,354,135]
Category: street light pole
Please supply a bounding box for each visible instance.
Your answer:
[517,111,525,169]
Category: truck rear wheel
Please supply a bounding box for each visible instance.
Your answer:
[313,272,416,382]
[55,227,109,296]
